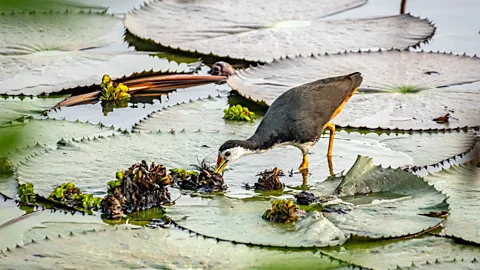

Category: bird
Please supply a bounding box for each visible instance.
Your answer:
[214,72,363,183]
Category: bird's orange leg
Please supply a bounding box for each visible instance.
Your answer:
[325,122,335,176]
[298,154,309,186]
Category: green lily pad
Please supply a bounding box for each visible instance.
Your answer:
[0,0,107,13]
[0,207,105,252]
[168,197,346,247]
[0,11,194,95]
[134,95,260,135]
[324,157,447,239]
[228,50,480,129]
[0,226,357,269]
[15,128,412,199]
[321,236,480,269]
[168,156,446,245]
[0,118,117,198]
[425,163,480,244]
[0,96,66,125]
[124,0,435,62]
[380,131,476,167]
[48,82,222,130]
[0,118,117,157]
[411,258,480,270]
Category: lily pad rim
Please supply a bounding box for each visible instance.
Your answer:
[124,12,436,63]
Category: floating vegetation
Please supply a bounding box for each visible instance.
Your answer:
[0,157,14,174]
[100,75,130,102]
[17,182,36,205]
[171,160,226,193]
[294,191,317,205]
[223,104,256,122]
[102,161,172,219]
[262,199,306,223]
[254,167,285,191]
[48,182,102,212]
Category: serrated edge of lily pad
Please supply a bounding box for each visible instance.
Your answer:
[0,226,370,269]
[126,4,434,63]
[229,48,480,107]
[347,222,444,243]
[404,137,479,175]
[0,9,111,17]
[0,118,119,155]
[429,233,480,247]
[336,124,479,135]
[131,93,241,132]
[397,257,479,270]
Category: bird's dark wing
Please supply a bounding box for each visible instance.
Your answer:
[249,73,362,149]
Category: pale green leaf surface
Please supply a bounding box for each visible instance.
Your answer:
[0,96,66,125]
[321,236,480,269]
[124,0,436,62]
[425,163,480,244]
[134,94,260,135]
[0,226,355,269]
[15,129,412,199]
[321,156,447,238]
[168,196,347,247]
[228,51,480,129]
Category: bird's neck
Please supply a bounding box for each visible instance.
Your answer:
[231,138,262,153]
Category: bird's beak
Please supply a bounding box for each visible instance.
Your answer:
[214,155,228,174]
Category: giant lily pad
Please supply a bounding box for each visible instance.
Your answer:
[324,156,447,238]
[0,11,195,95]
[0,208,105,252]
[133,94,260,135]
[124,0,435,62]
[228,50,480,129]
[15,129,412,198]
[0,226,358,269]
[425,163,480,244]
[0,118,117,198]
[168,156,447,246]
[47,83,223,130]
[321,236,480,269]
[0,96,66,125]
[168,197,347,247]
[380,131,476,167]
[0,0,107,13]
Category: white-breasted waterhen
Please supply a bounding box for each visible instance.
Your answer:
[214,72,363,183]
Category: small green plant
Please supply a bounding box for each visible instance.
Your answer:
[262,199,301,223]
[223,104,256,122]
[170,168,199,180]
[100,74,129,101]
[48,182,102,211]
[17,182,36,204]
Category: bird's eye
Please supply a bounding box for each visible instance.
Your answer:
[225,151,231,157]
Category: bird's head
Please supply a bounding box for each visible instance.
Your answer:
[209,61,235,77]
[214,140,251,174]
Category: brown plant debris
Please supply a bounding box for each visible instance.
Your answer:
[254,167,285,191]
[433,113,450,124]
[102,161,172,218]
[262,199,306,223]
[170,160,226,193]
